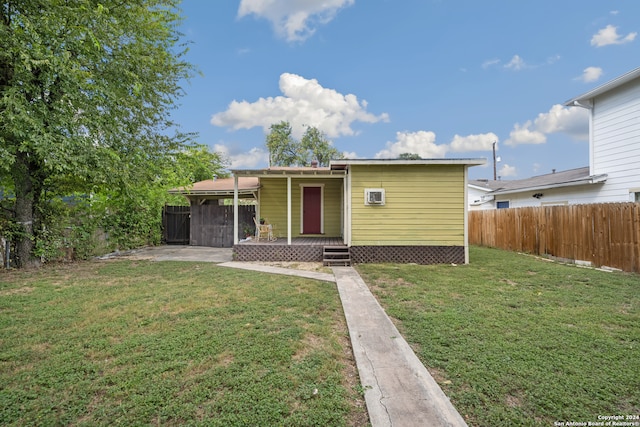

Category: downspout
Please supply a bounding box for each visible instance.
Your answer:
[588,102,595,175]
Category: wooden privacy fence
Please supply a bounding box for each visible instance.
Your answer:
[469,203,640,273]
[163,204,256,247]
[189,204,255,248]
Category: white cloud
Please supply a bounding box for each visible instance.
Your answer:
[238,0,354,42]
[449,132,498,152]
[505,104,589,146]
[342,151,360,159]
[504,55,527,70]
[375,131,447,159]
[211,73,389,139]
[375,131,500,158]
[533,104,589,137]
[591,25,637,47]
[214,144,267,168]
[482,58,500,69]
[506,122,547,145]
[499,164,517,178]
[577,66,603,83]
[546,54,561,65]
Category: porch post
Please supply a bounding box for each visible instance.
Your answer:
[343,174,349,245]
[233,175,239,245]
[287,176,292,245]
[463,166,469,264]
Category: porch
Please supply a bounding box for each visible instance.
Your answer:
[233,237,347,263]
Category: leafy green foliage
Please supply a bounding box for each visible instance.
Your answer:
[398,153,422,160]
[0,1,204,267]
[266,121,343,167]
[300,126,343,166]
[266,121,302,166]
[358,246,640,426]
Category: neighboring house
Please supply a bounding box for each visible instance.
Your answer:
[468,179,504,210]
[470,66,640,209]
[565,66,640,203]
[470,167,607,209]
[231,158,485,265]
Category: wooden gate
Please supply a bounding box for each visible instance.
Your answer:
[189,204,255,247]
[162,205,190,244]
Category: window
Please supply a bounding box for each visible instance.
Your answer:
[496,201,510,209]
[364,188,385,205]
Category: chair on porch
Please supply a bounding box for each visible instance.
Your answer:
[253,217,276,242]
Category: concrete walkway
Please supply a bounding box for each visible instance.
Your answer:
[332,267,467,427]
[217,260,467,427]
[218,261,335,282]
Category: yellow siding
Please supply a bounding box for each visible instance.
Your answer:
[350,164,465,245]
[258,177,343,238]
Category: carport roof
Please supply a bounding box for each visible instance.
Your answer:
[168,177,260,197]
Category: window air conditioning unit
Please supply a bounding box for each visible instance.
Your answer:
[365,189,385,205]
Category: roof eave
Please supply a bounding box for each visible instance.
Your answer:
[565,67,640,105]
[168,190,258,196]
[231,169,346,177]
[490,174,608,195]
[329,158,487,168]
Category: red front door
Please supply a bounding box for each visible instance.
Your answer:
[302,186,322,234]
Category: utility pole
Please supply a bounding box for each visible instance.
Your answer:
[492,141,497,180]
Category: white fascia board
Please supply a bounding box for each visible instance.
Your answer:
[565,67,640,105]
[490,175,608,196]
[330,158,487,168]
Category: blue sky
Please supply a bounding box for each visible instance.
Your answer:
[172,1,639,180]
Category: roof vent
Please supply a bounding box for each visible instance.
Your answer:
[311,159,319,168]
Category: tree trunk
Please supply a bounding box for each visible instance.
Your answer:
[12,152,41,268]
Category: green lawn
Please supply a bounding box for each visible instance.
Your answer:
[0,260,367,426]
[357,246,640,427]
[2,248,638,427]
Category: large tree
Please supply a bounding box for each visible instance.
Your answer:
[266,121,343,167]
[266,121,302,167]
[0,1,194,267]
[300,125,342,166]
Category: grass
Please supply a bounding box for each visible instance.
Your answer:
[357,246,640,426]
[0,260,367,426]
[2,247,638,426]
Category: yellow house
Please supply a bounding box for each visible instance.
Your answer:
[231,158,485,264]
